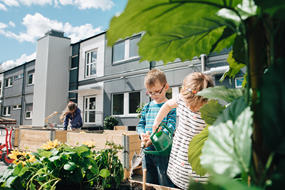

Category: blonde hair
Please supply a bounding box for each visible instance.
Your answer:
[144,68,167,87]
[60,102,77,122]
[180,72,214,112]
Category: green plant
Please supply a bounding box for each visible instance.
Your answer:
[107,0,285,189]
[136,103,146,118]
[103,116,119,130]
[0,140,124,190]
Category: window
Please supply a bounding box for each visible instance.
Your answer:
[129,92,140,114]
[129,36,140,58]
[85,50,97,77]
[112,92,141,116]
[0,81,2,95]
[28,70,34,85]
[25,103,33,119]
[113,41,125,63]
[112,35,140,63]
[4,77,13,88]
[113,94,124,115]
[3,106,11,116]
[84,96,96,123]
[13,105,22,110]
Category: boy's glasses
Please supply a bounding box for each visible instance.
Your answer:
[146,84,166,96]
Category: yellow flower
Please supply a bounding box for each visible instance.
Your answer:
[82,141,95,148]
[8,150,36,166]
[41,140,61,150]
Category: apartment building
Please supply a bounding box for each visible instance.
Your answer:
[0,30,244,128]
[1,60,35,125]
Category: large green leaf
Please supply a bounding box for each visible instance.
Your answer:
[197,86,243,104]
[99,169,111,178]
[107,0,241,63]
[188,126,209,176]
[200,107,253,178]
[214,96,247,125]
[200,100,225,125]
[260,61,285,154]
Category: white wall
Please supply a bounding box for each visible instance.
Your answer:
[77,82,104,125]
[0,73,3,98]
[33,35,71,126]
[78,34,105,81]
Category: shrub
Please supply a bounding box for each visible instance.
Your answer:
[103,116,118,130]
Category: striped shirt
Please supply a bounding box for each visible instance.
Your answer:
[137,101,176,136]
[167,95,208,189]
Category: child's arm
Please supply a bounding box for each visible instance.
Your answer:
[152,98,178,133]
[137,105,147,138]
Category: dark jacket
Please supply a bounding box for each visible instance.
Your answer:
[64,108,83,130]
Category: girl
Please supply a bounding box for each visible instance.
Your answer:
[152,72,214,189]
[60,102,83,131]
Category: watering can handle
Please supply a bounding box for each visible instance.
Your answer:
[154,123,173,136]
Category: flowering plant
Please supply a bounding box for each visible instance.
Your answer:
[0,140,123,190]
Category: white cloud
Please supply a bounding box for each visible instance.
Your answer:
[1,0,114,10]
[58,0,72,6]
[0,22,7,29]
[18,0,52,6]
[1,0,19,7]
[0,13,103,43]
[73,0,114,10]
[8,21,15,27]
[0,52,36,72]
[0,3,7,10]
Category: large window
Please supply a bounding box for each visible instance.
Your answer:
[4,77,13,88]
[3,106,11,116]
[27,70,34,85]
[85,50,97,77]
[25,103,33,119]
[84,96,96,123]
[112,35,140,63]
[112,92,140,116]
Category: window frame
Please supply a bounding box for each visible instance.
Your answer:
[27,71,34,85]
[85,49,97,78]
[3,106,11,116]
[25,103,33,120]
[112,35,141,64]
[84,96,96,124]
[112,91,140,117]
[4,77,13,88]
[13,105,22,110]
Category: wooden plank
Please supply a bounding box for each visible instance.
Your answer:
[114,126,127,130]
[13,128,19,147]
[19,129,51,152]
[129,179,180,190]
[55,130,67,143]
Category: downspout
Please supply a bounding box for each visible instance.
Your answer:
[20,64,26,125]
[200,54,207,72]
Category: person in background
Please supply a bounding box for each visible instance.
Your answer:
[152,72,214,189]
[137,68,176,187]
[60,102,83,131]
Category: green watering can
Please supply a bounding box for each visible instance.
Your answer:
[144,124,173,156]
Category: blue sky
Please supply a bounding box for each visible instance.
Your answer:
[0,0,128,71]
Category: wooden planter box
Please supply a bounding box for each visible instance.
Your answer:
[17,128,67,152]
[16,128,141,179]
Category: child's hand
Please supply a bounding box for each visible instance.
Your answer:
[145,139,152,148]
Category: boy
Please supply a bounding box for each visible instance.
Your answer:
[137,68,176,187]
